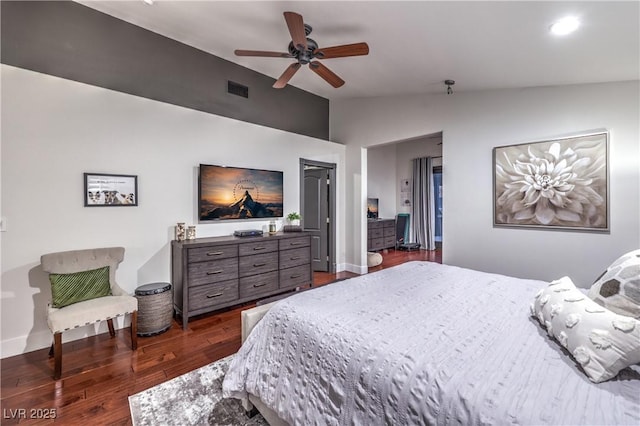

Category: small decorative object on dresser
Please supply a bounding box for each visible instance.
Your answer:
[286,212,301,226]
[186,226,196,240]
[283,225,302,232]
[175,223,186,241]
[171,232,313,329]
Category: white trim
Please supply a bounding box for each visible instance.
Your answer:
[344,263,368,275]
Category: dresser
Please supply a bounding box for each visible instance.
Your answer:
[171,232,312,329]
[367,219,396,251]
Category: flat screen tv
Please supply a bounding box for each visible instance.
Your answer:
[367,198,379,219]
[199,164,284,221]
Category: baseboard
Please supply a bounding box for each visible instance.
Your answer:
[344,263,367,275]
[1,316,131,359]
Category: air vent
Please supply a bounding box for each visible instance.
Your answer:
[227,81,249,98]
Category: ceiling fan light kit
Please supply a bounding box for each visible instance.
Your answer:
[235,11,369,89]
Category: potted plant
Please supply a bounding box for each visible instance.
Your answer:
[287,212,301,226]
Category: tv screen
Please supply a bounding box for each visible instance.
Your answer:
[367,198,379,219]
[199,164,284,221]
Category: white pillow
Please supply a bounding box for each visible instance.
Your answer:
[531,276,640,383]
[588,249,640,318]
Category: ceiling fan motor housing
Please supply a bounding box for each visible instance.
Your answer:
[288,38,318,64]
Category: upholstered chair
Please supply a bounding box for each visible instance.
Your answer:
[40,247,138,379]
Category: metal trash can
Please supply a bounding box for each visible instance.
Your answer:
[135,282,173,336]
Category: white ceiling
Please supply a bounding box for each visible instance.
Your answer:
[78,1,639,100]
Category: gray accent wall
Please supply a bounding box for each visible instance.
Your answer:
[1,1,329,140]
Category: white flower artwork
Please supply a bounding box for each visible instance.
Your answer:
[493,131,608,231]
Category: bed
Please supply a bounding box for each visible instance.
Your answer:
[222,261,640,425]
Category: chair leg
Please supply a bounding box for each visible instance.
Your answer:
[130,311,138,350]
[53,332,62,380]
[48,343,54,358]
[107,318,115,337]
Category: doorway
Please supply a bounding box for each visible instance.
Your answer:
[300,159,336,273]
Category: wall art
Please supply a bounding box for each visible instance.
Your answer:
[84,173,138,206]
[493,131,608,232]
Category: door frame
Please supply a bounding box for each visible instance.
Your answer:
[300,158,337,273]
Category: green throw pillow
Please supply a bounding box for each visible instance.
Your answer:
[49,266,112,308]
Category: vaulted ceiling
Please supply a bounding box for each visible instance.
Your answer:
[79,1,639,100]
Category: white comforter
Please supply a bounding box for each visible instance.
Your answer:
[223,261,640,425]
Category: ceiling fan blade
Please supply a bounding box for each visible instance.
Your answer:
[314,42,369,59]
[284,11,307,51]
[235,50,293,58]
[309,61,345,88]
[273,63,301,89]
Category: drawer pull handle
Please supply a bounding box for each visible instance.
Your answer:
[206,292,223,298]
[207,251,224,256]
[253,263,266,267]
[253,283,267,288]
[290,274,302,279]
[253,247,266,251]
[289,242,303,246]
[206,270,223,275]
[290,256,301,260]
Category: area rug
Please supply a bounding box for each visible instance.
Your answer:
[129,355,267,426]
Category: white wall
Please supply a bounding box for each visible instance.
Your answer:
[332,81,640,286]
[0,65,346,357]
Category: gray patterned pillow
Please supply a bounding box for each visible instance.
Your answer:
[588,249,640,318]
[532,277,640,383]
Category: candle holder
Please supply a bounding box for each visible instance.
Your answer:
[187,226,196,240]
[175,222,186,241]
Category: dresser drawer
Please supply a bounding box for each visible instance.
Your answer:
[384,236,396,247]
[239,271,279,299]
[279,236,310,250]
[187,257,238,286]
[239,240,278,256]
[370,237,384,250]
[188,244,238,263]
[239,252,278,278]
[189,280,238,311]
[368,220,383,229]
[279,247,310,269]
[383,226,395,237]
[279,264,311,289]
[368,228,383,239]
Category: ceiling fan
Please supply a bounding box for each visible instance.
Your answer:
[235,12,369,89]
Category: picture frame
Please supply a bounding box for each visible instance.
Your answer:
[493,130,608,232]
[84,173,138,207]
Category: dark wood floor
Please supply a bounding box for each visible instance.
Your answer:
[0,248,440,425]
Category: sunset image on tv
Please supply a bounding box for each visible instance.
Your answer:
[199,164,284,221]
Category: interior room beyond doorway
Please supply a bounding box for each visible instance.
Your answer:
[366,132,443,253]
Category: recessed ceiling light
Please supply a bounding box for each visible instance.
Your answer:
[550,17,580,36]
[142,0,154,5]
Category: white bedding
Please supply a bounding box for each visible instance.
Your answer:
[223,261,640,425]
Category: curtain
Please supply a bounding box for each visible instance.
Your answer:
[411,157,436,250]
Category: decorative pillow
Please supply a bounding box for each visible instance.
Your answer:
[531,276,640,383]
[49,266,112,308]
[588,249,640,318]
